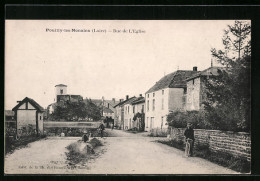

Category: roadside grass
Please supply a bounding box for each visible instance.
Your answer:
[65,138,103,166]
[157,139,250,173]
[5,135,47,155]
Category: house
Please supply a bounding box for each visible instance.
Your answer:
[12,97,45,136]
[88,97,119,120]
[131,95,145,131]
[5,110,15,128]
[123,95,145,130]
[114,95,136,130]
[185,66,225,111]
[113,99,124,128]
[145,67,199,131]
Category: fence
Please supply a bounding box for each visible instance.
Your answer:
[43,121,101,136]
[151,127,251,161]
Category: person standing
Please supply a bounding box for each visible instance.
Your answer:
[99,122,105,138]
[184,122,195,157]
[111,122,114,130]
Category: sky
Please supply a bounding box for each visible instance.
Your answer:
[5,20,242,110]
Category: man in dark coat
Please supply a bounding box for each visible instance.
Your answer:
[184,122,195,157]
[99,122,105,138]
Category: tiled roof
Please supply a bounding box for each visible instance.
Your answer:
[12,97,45,112]
[132,97,145,105]
[186,67,225,81]
[103,106,114,114]
[146,70,199,94]
[55,84,67,87]
[114,97,136,108]
[5,110,14,117]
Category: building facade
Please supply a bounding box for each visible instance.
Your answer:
[186,67,224,111]
[145,68,199,131]
[12,97,44,136]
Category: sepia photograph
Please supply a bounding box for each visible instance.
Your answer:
[4,19,251,174]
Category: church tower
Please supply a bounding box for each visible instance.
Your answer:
[54,84,67,102]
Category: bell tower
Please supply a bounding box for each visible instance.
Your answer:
[54,84,67,102]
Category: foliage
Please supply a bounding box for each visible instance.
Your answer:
[52,99,102,121]
[204,21,251,132]
[133,112,145,131]
[166,110,210,129]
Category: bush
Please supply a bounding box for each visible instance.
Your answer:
[167,110,210,129]
[66,138,102,166]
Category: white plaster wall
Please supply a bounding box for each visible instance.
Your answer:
[17,110,37,129]
[145,88,169,131]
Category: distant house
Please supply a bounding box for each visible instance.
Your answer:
[185,66,225,111]
[88,97,119,120]
[131,95,145,130]
[113,99,125,129]
[5,110,15,128]
[145,67,199,131]
[114,95,136,130]
[123,95,145,130]
[12,97,45,136]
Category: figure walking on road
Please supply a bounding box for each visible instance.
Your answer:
[99,122,105,138]
[184,122,194,157]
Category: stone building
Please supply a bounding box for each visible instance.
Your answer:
[185,66,225,111]
[145,67,199,131]
[48,84,83,116]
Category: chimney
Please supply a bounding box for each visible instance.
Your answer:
[108,103,110,108]
[193,66,198,71]
[139,94,142,97]
[112,98,115,104]
[126,95,129,100]
[120,99,124,103]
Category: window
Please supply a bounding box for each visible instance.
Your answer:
[147,94,149,98]
[161,117,164,129]
[162,98,164,110]
[146,117,149,128]
[142,105,144,113]
[128,106,129,113]
[60,89,63,94]
[184,88,187,94]
[40,116,41,120]
[152,99,155,111]
[150,117,154,129]
[153,93,155,97]
[147,100,149,111]
[162,90,164,95]
[133,105,135,113]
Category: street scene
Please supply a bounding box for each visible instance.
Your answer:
[5,20,251,174]
[5,130,238,174]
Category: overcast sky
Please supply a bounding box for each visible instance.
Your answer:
[5,20,242,110]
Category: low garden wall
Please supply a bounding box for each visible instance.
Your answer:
[152,127,251,161]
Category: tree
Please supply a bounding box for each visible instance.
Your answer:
[204,21,251,132]
[52,99,102,121]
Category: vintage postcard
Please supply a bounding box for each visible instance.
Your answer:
[4,20,251,174]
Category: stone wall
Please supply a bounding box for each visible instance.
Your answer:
[165,127,251,161]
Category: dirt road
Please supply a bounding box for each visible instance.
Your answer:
[5,130,238,174]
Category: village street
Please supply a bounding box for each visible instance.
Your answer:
[5,130,238,175]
